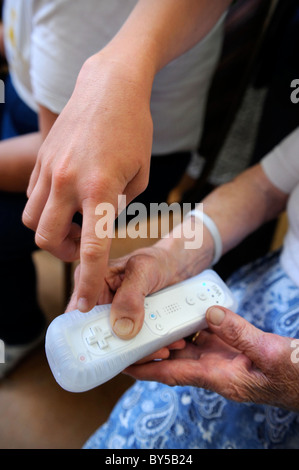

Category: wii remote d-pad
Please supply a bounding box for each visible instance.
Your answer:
[45,269,237,392]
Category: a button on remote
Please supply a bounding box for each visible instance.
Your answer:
[186,296,196,305]
[197,292,207,301]
[78,353,87,363]
[86,326,112,350]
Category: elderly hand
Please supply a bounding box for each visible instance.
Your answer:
[125,306,299,412]
[66,243,182,338]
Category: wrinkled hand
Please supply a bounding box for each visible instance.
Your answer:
[66,244,179,339]
[22,54,153,312]
[67,245,185,357]
[125,306,299,412]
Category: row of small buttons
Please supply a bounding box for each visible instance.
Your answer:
[186,287,221,305]
[186,292,208,305]
[144,280,223,334]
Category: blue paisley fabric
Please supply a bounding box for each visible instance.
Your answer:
[83,251,299,449]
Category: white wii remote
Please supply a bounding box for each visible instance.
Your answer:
[45,269,237,393]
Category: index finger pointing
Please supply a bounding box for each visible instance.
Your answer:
[75,198,115,312]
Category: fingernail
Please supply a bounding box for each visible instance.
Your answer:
[113,318,134,338]
[77,297,89,312]
[207,307,225,326]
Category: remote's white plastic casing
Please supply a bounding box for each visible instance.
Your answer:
[45,270,237,393]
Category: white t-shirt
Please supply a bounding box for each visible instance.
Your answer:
[261,127,299,286]
[3,0,225,155]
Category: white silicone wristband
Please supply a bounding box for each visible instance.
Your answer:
[187,209,222,266]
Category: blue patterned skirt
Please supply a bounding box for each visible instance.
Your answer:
[83,251,299,449]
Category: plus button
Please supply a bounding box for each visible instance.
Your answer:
[86,326,112,349]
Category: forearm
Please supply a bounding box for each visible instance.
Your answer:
[157,164,288,284]
[80,0,231,103]
[107,0,230,72]
[202,164,288,254]
[0,132,42,192]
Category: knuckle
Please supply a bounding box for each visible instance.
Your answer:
[125,256,149,285]
[35,230,52,250]
[225,320,264,360]
[225,321,250,351]
[22,209,35,229]
[126,250,156,272]
[81,241,104,262]
[52,165,74,189]
[119,292,143,316]
[85,174,111,198]
[34,222,60,250]
[126,253,144,272]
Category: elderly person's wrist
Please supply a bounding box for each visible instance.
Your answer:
[156,217,215,285]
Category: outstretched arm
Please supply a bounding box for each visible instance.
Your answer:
[23,0,232,314]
